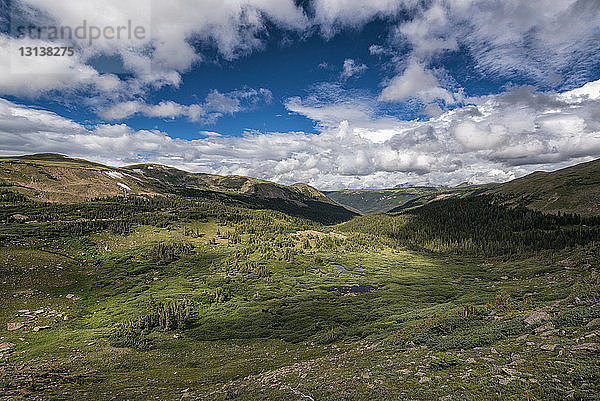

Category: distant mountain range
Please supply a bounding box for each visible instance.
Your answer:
[328,158,600,216]
[0,153,356,224]
[2,153,599,218]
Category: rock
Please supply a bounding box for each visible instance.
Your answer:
[586,318,600,327]
[540,329,560,337]
[66,294,75,299]
[526,341,535,346]
[7,322,24,331]
[0,342,15,352]
[490,347,498,354]
[465,358,476,363]
[510,353,523,364]
[516,334,528,341]
[63,314,73,321]
[502,367,518,376]
[540,344,557,351]
[524,310,551,325]
[571,343,600,352]
[501,276,509,280]
[32,326,50,332]
[534,322,555,334]
[419,376,431,383]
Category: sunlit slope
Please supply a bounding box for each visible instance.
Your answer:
[488,158,600,216]
[0,153,357,224]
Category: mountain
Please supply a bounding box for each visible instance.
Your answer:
[334,158,600,216]
[323,187,446,214]
[0,153,356,224]
[487,158,600,216]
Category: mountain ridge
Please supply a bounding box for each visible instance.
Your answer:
[329,158,600,216]
[0,153,356,224]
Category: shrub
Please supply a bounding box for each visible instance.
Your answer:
[429,354,460,370]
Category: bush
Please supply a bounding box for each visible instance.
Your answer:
[429,354,460,370]
[553,306,600,328]
[109,324,153,350]
[314,326,346,344]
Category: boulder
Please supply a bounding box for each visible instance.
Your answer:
[572,343,600,352]
[0,342,15,352]
[524,310,550,326]
[7,322,24,331]
[32,326,50,332]
[534,322,555,334]
[586,318,600,327]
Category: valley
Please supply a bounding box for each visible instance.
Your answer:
[0,155,599,400]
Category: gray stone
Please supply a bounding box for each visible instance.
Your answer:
[586,318,600,327]
[534,322,555,334]
[7,322,24,331]
[524,310,551,325]
[572,343,600,352]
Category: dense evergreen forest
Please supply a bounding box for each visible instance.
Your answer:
[340,195,600,256]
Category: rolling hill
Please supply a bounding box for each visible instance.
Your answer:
[487,158,600,216]
[332,158,600,217]
[0,153,356,224]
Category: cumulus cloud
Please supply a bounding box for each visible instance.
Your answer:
[379,61,455,103]
[100,87,272,123]
[3,0,599,112]
[2,79,600,190]
[311,0,405,37]
[0,35,122,98]
[394,2,458,59]
[2,0,308,99]
[101,101,203,122]
[341,59,368,79]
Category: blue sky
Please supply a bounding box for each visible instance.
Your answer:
[1,1,600,189]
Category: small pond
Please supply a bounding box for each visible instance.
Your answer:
[331,264,352,274]
[320,285,380,294]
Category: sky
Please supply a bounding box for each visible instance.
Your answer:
[0,0,599,190]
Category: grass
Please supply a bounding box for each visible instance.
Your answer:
[0,199,599,400]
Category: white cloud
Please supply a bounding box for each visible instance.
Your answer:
[379,61,455,103]
[453,122,506,150]
[0,35,123,98]
[391,0,600,87]
[368,44,387,55]
[312,0,406,37]
[394,2,458,59]
[341,59,367,79]
[2,0,308,99]
[101,87,272,123]
[2,79,600,190]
